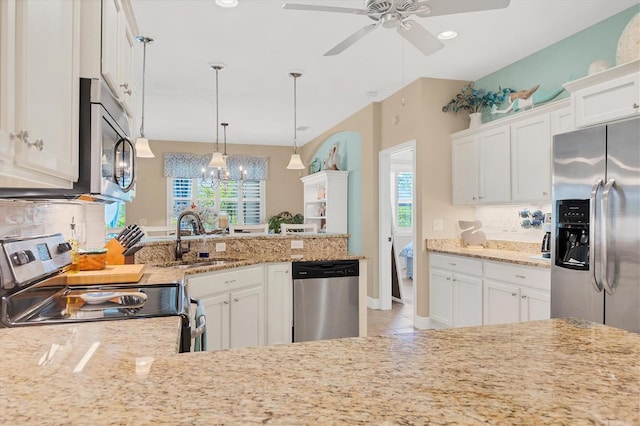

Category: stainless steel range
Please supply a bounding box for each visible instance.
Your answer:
[0,233,200,352]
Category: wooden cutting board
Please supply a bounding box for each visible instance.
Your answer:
[66,264,146,285]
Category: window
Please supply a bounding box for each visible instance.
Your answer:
[167,178,265,230]
[390,170,413,230]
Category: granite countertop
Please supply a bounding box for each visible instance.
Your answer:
[1,318,638,424]
[136,253,366,285]
[427,238,551,268]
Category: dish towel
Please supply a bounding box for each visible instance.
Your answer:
[193,300,207,352]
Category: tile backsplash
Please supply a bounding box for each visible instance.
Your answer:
[469,204,552,243]
[0,200,106,248]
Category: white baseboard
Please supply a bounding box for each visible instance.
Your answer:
[367,297,381,309]
[414,315,450,330]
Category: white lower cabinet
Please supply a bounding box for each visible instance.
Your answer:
[187,265,265,352]
[483,261,550,325]
[266,263,292,345]
[429,253,483,327]
[429,254,550,328]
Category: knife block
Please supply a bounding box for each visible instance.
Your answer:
[104,238,125,265]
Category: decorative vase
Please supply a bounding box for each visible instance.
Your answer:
[616,12,640,65]
[468,112,482,129]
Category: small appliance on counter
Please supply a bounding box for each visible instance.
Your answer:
[0,233,201,352]
[540,213,552,258]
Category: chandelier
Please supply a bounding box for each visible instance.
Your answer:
[201,123,247,189]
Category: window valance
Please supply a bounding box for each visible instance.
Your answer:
[163,153,269,180]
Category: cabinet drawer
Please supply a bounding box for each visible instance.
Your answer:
[429,253,482,276]
[483,261,550,291]
[188,266,264,298]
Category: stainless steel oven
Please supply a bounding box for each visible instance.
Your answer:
[0,78,136,202]
[0,234,200,352]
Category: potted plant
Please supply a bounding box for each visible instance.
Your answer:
[442,82,514,128]
[268,211,304,233]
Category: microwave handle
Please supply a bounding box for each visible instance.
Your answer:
[112,137,136,192]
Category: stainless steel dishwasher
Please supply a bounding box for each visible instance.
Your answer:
[292,260,359,342]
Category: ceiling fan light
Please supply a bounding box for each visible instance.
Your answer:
[215,0,238,7]
[287,153,305,170]
[135,137,155,158]
[437,30,458,40]
[209,151,227,168]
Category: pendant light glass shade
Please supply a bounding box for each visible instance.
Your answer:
[208,64,227,168]
[135,36,155,158]
[135,137,155,158]
[287,153,305,169]
[286,72,305,170]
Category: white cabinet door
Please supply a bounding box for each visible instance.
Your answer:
[266,263,292,345]
[477,126,510,203]
[1,0,80,187]
[520,288,550,322]
[573,72,640,128]
[116,10,134,118]
[551,107,574,136]
[453,274,483,327]
[510,114,551,202]
[229,285,264,350]
[101,0,119,97]
[429,269,453,326]
[483,280,520,325]
[451,135,478,205]
[201,293,230,352]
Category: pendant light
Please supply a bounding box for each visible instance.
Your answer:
[135,36,155,158]
[208,64,227,168]
[286,72,305,170]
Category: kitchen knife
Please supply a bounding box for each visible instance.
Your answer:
[118,224,134,243]
[117,225,131,242]
[122,228,143,248]
[127,231,144,248]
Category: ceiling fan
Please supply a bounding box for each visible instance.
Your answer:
[282,0,510,56]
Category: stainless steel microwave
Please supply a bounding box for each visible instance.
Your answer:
[0,78,136,203]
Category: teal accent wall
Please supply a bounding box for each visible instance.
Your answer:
[475,5,639,122]
[311,131,362,254]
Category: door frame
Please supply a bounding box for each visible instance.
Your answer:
[378,140,417,311]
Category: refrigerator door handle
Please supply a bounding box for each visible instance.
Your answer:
[601,179,616,296]
[590,179,604,293]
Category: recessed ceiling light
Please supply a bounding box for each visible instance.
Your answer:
[437,30,458,40]
[216,0,238,8]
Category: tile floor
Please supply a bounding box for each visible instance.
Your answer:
[367,277,417,336]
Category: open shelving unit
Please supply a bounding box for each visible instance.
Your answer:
[300,170,348,233]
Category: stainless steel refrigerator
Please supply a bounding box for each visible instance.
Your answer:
[551,117,639,333]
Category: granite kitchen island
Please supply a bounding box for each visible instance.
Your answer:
[1,318,638,424]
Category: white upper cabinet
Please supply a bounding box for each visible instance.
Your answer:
[510,114,551,202]
[450,99,570,205]
[0,0,80,188]
[101,0,136,119]
[451,126,510,205]
[564,60,640,128]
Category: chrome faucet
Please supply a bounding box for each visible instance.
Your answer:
[176,210,205,260]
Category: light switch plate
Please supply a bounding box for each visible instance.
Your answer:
[215,242,226,252]
[291,240,304,249]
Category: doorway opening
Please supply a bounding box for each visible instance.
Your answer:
[375,141,417,333]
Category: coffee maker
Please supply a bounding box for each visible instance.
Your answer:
[540,213,552,258]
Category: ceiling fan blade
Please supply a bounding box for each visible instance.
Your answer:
[397,20,444,56]
[282,3,368,15]
[324,22,380,56]
[415,0,510,18]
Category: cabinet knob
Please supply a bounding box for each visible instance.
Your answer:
[511,293,517,297]
[223,300,229,305]
[123,89,132,96]
[233,298,239,302]
[120,82,129,89]
[452,278,457,282]
[446,277,451,281]
[542,192,548,196]
[515,275,526,279]
[10,130,44,151]
[472,197,477,200]
[521,295,527,299]
[633,103,639,109]
[478,196,484,200]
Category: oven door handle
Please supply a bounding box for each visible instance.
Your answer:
[190,298,206,339]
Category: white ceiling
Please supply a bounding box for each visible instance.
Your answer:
[131,0,636,147]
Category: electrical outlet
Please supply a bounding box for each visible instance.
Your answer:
[215,242,226,252]
[433,219,444,232]
[291,240,304,249]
